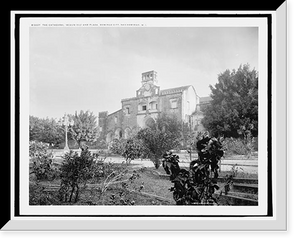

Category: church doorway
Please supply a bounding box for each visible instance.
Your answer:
[124,128,131,139]
[115,128,122,140]
[144,117,155,128]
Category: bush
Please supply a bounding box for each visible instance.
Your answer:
[110,138,145,164]
[59,148,99,203]
[162,135,225,205]
[29,141,57,181]
[222,137,256,157]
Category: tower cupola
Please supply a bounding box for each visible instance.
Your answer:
[141,70,157,85]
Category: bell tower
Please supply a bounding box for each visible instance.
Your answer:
[137,70,160,97]
[141,70,158,85]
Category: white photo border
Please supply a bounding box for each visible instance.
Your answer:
[5,5,288,229]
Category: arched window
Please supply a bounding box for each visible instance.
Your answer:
[115,128,122,139]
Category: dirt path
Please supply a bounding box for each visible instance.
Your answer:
[88,156,258,174]
[51,150,258,174]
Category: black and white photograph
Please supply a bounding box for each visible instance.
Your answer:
[27,20,261,208]
[5,6,287,231]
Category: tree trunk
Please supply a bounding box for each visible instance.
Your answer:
[126,158,132,164]
[69,186,75,202]
[153,158,161,169]
[74,184,79,203]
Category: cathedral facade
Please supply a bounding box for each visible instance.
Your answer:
[98,70,211,144]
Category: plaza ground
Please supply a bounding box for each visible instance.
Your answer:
[50,149,258,175]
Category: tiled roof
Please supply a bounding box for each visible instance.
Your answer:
[160,85,191,95]
[107,109,122,117]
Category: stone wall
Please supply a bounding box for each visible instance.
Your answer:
[106,109,123,134]
[121,97,139,130]
[159,93,183,122]
[98,111,108,140]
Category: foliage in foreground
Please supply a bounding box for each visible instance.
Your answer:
[59,149,97,202]
[162,135,225,205]
[58,148,143,204]
[29,141,58,181]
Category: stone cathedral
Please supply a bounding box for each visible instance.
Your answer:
[98,70,211,144]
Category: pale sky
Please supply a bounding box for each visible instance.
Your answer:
[29,27,258,119]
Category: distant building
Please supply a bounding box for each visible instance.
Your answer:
[98,71,211,144]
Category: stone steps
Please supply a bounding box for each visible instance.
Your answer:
[217,177,258,184]
[232,183,258,194]
[217,193,258,206]
[216,179,258,205]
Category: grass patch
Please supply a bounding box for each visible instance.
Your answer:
[29,165,175,205]
[29,160,257,206]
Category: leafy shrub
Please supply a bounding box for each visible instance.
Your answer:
[108,171,141,205]
[162,135,224,205]
[58,148,130,203]
[29,141,57,181]
[222,137,256,157]
[29,182,60,205]
[110,138,145,164]
[59,149,99,203]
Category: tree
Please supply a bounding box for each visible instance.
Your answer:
[136,113,182,169]
[29,116,64,146]
[202,64,258,138]
[68,110,100,150]
[110,137,145,164]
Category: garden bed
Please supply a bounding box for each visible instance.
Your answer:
[30,163,258,206]
[29,166,175,205]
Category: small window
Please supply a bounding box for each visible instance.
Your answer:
[170,99,177,109]
[125,107,130,114]
[99,126,102,132]
[142,105,147,111]
[114,117,118,123]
